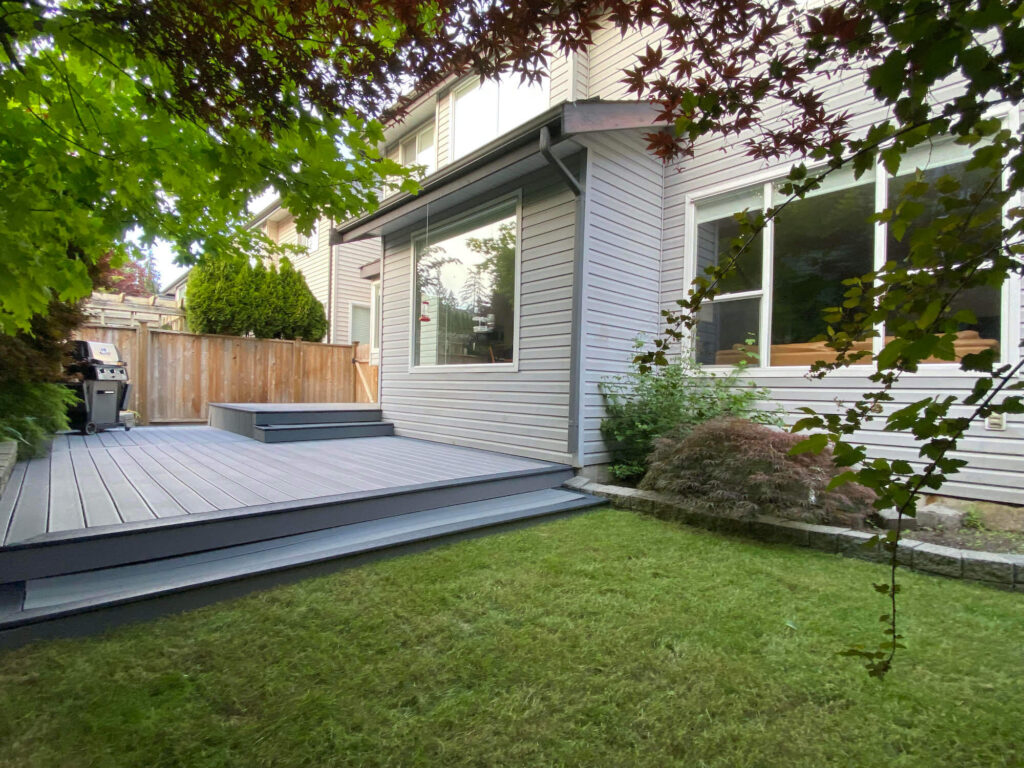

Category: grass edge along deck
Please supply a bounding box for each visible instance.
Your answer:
[0,489,605,648]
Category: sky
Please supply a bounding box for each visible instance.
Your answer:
[150,189,280,292]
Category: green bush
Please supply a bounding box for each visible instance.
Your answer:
[0,382,77,459]
[0,295,86,458]
[599,349,781,484]
[640,417,875,527]
[186,256,327,341]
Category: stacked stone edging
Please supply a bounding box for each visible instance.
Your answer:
[0,441,16,500]
[568,479,1024,591]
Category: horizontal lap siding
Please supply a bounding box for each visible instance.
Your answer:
[379,166,578,464]
[743,374,1024,505]
[579,132,665,465]
[333,239,378,344]
[657,55,1024,502]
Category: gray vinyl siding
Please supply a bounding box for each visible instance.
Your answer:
[378,164,579,464]
[586,25,652,99]
[333,239,377,344]
[657,60,1024,503]
[577,131,666,464]
[549,54,572,104]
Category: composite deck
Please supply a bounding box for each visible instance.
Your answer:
[0,424,601,646]
[0,426,555,547]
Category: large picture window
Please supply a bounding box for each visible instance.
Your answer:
[412,198,519,367]
[451,73,549,160]
[692,142,1006,368]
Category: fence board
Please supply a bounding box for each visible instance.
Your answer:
[74,325,375,423]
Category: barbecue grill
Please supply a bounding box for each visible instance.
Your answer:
[65,340,132,435]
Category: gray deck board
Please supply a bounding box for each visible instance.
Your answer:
[0,427,559,547]
[0,462,27,545]
[87,449,155,523]
[103,448,189,519]
[137,445,249,509]
[147,435,294,504]
[69,450,121,528]
[47,447,84,533]
[6,458,51,544]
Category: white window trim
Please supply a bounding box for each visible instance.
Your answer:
[369,279,381,356]
[448,73,551,164]
[407,191,523,373]
[348,301,371,346]
[397,121,436,174]
[683,106,1020,376]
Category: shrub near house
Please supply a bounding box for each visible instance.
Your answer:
[600,352,781,484]
[641,417,875,528]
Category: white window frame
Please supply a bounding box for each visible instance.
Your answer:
[407,191,523,373]
[398,121,436,175]
[369,279,382,364]
[296,219,319,252]
[348,301,372,346]
[683,106,1022,376]
[448,72,551,163]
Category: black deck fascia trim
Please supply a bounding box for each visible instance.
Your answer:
[255,421,392,431]
[0,465,574,582]
[0,495,606,648]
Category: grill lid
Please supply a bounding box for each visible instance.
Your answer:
[72,340,124,365]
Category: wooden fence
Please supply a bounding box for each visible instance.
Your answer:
[75,323,379,424]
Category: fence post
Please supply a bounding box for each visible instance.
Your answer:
[351,341,359,402]
[136,320,150,425]
[292,339,303,402]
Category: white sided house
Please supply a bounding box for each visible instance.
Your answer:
[332,30,1024,505]
[250,199,380,349]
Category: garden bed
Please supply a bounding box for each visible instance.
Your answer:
[573,479,1024,590]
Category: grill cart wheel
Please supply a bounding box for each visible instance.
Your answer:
[83,422,97,436]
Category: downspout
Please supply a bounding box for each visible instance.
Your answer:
[539,126,581,197]
[539,125,586,466]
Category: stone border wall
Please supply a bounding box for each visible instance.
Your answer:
[566,479,1024,592]
[0,442,16,500]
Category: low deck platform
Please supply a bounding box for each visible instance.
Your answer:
[0,426,601,645]
[0,427,575,579]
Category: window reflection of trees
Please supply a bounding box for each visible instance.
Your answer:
[414,216,517,365]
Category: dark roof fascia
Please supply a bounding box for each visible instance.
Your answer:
[334,104,565,243]
[333,100,665,244]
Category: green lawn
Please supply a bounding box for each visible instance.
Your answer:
[1,508,1022,768]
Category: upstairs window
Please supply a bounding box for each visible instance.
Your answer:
[451,72,549,160]
[296,220,319,252]
[400,122,436,174]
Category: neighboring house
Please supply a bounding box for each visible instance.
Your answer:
[331,30,1023,504]
[250,198,380,350]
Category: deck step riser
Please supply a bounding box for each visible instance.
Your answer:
[0,468,574,582]
[254,422,395,443]
[252,411,383,426]
[0,493,605,649]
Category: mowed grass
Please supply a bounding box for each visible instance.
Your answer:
[1,508,1022,768]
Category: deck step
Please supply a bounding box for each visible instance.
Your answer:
[0,464,574,582]
[208,403,384,440]
[254,421,395,443]
[0,489,606,646]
